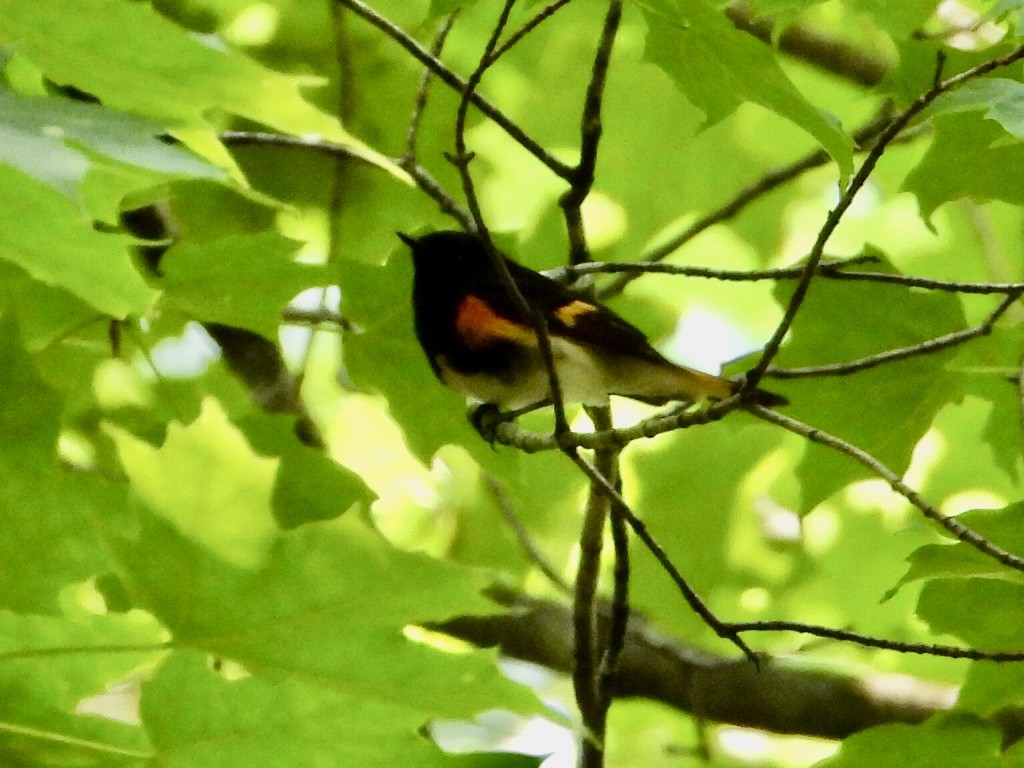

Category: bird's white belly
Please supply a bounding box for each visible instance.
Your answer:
[439,337,609,409]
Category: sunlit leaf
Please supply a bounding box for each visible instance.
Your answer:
[638,0,853,180]
[0,0,405,179]
[0,315,118,613]
[159,233,324,341]
[0,164,155,317]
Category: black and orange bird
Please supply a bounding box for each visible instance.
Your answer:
[400,230,786,411]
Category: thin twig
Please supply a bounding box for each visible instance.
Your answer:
[552,254,879,283]
[484,474,571,593]
[560,0,624,265]
[728,620,1024,661]
[405,161,475,230]
[748,406,1024,573]
[489,0,575,63]
[818,268,1024,295]
[450,0,571,435]
[403,14,458,162]
[565,448,759,665]
[491,396,740,453]
[336,0,573,178]
[281,306,354,330]
[766,291,1021,378]
[746,44,1024,390]
[599,446,630,699]
[581,405,628,762]
[573,441,610,761]
[598,106,897,298]
[394,13,475,229]
[559,256,1024,295]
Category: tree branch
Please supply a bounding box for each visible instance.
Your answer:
[766,290,1022,378]
[336,0,573,178]
[565,448,759,664]
[559,0,623,265]
[724,1,891,87]
[435,589,1024,743]
[745,44,1024,392]
[749,406,1024,573]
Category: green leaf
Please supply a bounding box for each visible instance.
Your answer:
[924,78,1024,139]
[107,396,537,710]
[637,0,852,180]
[104,413,540,760]
[626,417,791,646]
[852,0,937,39]
[0,164,155,317]
[0,87,224,199]
[0,609,163,766]
[238,411,374,529]
[917,577,1024,651]
[143,651,477,768]
[0,0,405,180]
[0,314,117,613]
[111,398,280,571]
[889,504,1024,597]
[815,714,1001,768]
[959,662,1024,717]
[904,112,1024,221]
[339,253,511,464]
[769,258,967,510]
[160,233,325,340]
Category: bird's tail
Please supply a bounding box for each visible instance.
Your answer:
[632,363,788,407]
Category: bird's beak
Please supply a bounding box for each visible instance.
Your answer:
[396,232,418,248]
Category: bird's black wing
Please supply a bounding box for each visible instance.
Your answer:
[496,258,669,364]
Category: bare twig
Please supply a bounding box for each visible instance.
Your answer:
[565,448,759,665]
[766,291,1022,378]
[450,0,571,435]
[553,254,879,283]
[749,406,1024,573]
[601,474,631,692]
[484,474,571,593]
[489,0,575,63]
[404,162,475,230]
[281,306,354,330]
[403,13,458,163]
[336,0,573,178]
[598,106,897,298]
[746,44,1024,391]
[394,14,475,229]
[491,396,740,453]
[577,405,628,765]
[559,0,624,264]
[818,268,1024,295]
[573,440,610,760]
[729,620,1024,661]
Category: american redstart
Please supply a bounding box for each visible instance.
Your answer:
[400,230,787,411]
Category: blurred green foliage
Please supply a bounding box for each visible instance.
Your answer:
[1,1,1024,766]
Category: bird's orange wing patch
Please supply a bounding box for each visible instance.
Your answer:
[456,294,536,349]
[554,299,599,327]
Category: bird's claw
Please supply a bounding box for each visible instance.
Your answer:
[469,403,502,447]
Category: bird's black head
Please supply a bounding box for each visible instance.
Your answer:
[398,231,493,278]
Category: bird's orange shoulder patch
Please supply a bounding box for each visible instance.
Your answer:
[554,299,599,328]
[456,294,536,349]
